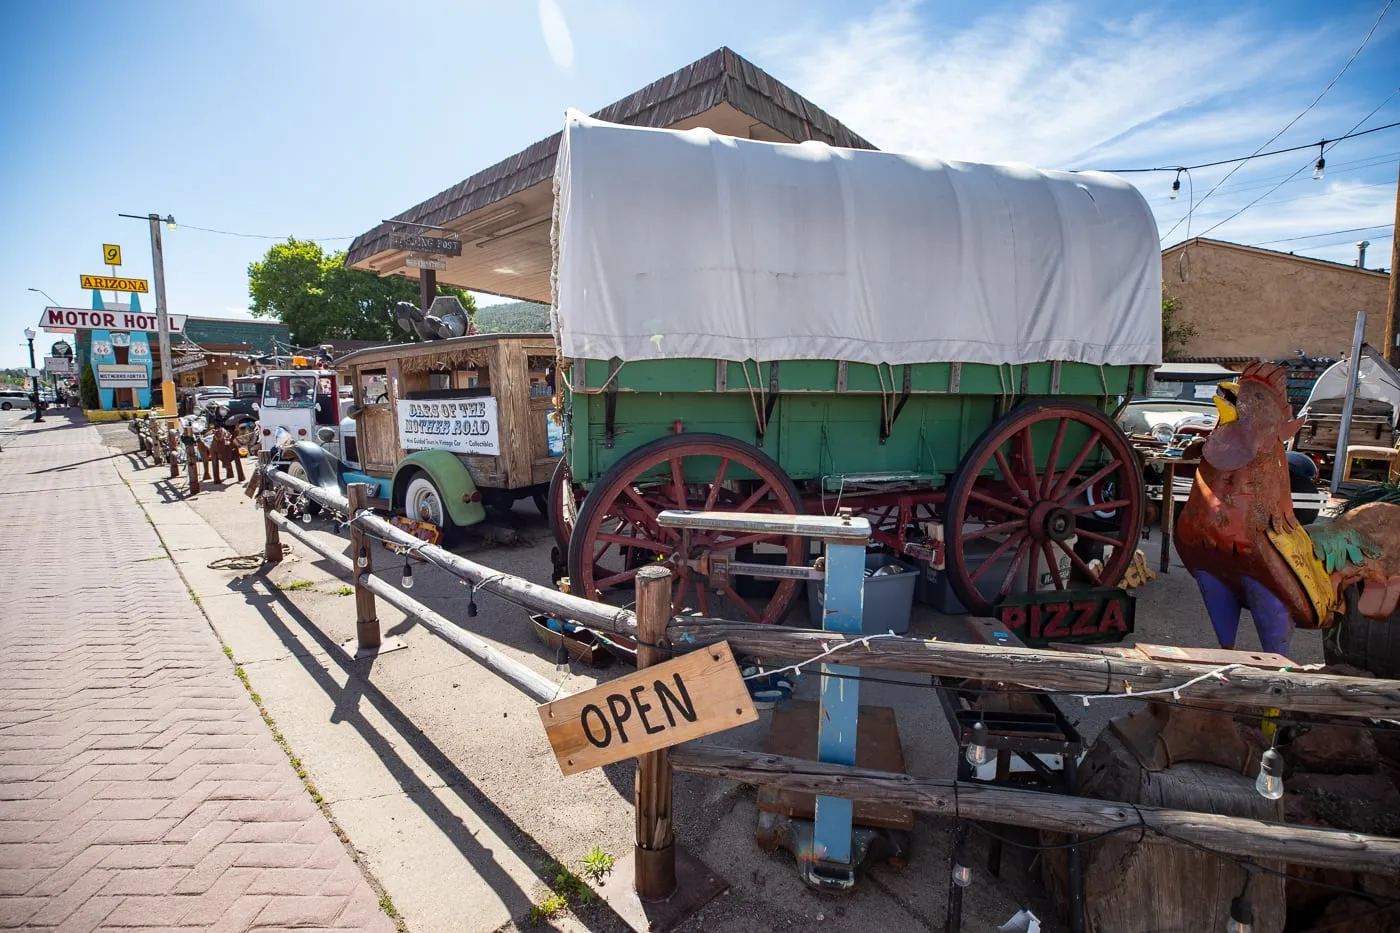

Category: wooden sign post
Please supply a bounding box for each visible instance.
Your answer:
[539,565,740,926]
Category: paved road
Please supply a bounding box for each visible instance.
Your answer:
[0,413,394,932]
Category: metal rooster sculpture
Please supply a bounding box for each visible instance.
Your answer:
[1175,361,1400,656]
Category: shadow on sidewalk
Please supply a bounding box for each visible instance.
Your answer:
[231,573,624,930]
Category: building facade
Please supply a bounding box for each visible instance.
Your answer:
[1162,238,1389,361]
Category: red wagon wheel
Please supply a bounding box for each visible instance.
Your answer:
[547,456,584,553]
[943,401,1143,616]
[568,434,806,624]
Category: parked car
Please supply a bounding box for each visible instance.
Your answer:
[0,389,35,410]
[1116,362,1237,441]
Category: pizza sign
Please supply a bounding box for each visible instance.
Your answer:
[995,588,1134,647]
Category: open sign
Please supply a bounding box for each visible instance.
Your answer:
[995,588,1134,647]
[538,641,756,775]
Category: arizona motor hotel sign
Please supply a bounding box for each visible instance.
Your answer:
[38,307,187,334]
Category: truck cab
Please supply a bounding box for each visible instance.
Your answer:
[255,365,344,456]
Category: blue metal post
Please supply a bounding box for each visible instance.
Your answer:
[812,536,864,866]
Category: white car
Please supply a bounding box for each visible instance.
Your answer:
[0,389,34,411]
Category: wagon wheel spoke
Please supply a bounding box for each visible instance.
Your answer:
[962,519,1025,542]
[702,459,731,512]
[1040,542,1066,590]
[1026,542,1041,594]
[696,586,711,618]
[669,458,688,510]
[967,531,1028,584]
[710,532,785,553]
[622,486,665,535]
[994,449,1034,508]
[594,532,672,553]
[672,577,690,615]
[968,490,1027,517]
[718,582,764,625]
[998,539,1032,600]
[1071,499,1132,514]
[1041,418,1068,498]
[1016,428,1039,503]
[1056,538,1102,586]
[1050,432,1101,501]
[1059,459,1123,507]
[1075,527,1129,548]
[595,566,644,590]
[735,482,774,513]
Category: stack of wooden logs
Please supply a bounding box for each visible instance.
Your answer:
[1283,663,1400,932]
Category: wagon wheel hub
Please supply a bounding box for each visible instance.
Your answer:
[1029,501,1076,543]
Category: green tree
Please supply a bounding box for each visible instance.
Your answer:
[247,238,475,345]
[79,363,99,410]
[1161,286,1197,361]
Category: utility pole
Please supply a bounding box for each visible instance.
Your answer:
[1385,163,1400,368]
[146,214,176,416]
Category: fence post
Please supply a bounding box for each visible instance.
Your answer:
[347,483,380,650]
[633,564,678,901]
[168,424,180,478]
[259,452,282,565]
[182,424,200,496]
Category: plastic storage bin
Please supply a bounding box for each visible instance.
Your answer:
[807,552,917,634]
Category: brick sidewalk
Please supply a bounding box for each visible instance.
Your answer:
[0,416,393,932]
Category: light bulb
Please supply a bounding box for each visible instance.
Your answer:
[301,510,312,524]
[356,546,369,569]
[402,561,414,589]
[1255,748,1283,800]
[952,862,972,887]
[964,722,992,767]
[1170,177,1180,200]
[1227,895,1253,933]
[1312,156,1325,181]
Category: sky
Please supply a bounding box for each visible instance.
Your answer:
[1,0,1397,368]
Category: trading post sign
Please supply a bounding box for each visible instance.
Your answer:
[388,233,462,256]
[538,641,757,775]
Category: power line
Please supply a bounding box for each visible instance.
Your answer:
[1194,94,1400,239]
[1152,0,1394,238]
[1180,180,1395,220]
[1088,120,1400,175]
[1249,223,1393,246]
[180,224,358,240]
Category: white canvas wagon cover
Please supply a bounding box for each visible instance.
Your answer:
[552,111,1161,367]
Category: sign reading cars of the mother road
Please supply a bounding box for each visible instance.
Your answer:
[538,641,757,775]
[396,396,500,456]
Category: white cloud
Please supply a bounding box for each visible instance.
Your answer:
[760,1,1397,264]
[539,0,575,70]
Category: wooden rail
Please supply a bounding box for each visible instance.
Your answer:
[669,745,1400,876]
[666,619,1400,721]
[255,464,1400,884]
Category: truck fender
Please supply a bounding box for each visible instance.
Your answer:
[284,441,344,495]
[392,451,486,528]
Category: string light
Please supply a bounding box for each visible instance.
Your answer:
[951,834,972,888]
[1312,144,1326,180]
[1255,747,1284,800]
[1169,170,1182,200]
[356,545,369,568]
[1228,873,1254,933]
[401,558,414,589]
[964,722,992,767]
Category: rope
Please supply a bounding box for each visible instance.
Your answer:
[207,546,289,571]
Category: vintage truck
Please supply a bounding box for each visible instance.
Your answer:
[278,334,562,541]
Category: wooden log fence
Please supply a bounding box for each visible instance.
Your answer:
[255,463,1400,884]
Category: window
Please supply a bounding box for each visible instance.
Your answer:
[359,371,388,405]
[263,377,284,407]
[287,375,316,408]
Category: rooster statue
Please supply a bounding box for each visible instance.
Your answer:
[1175,361,1400,656]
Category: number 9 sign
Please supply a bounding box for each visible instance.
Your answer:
[102,244,122,266]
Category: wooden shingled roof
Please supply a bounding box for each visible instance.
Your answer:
[345,47,876,270]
